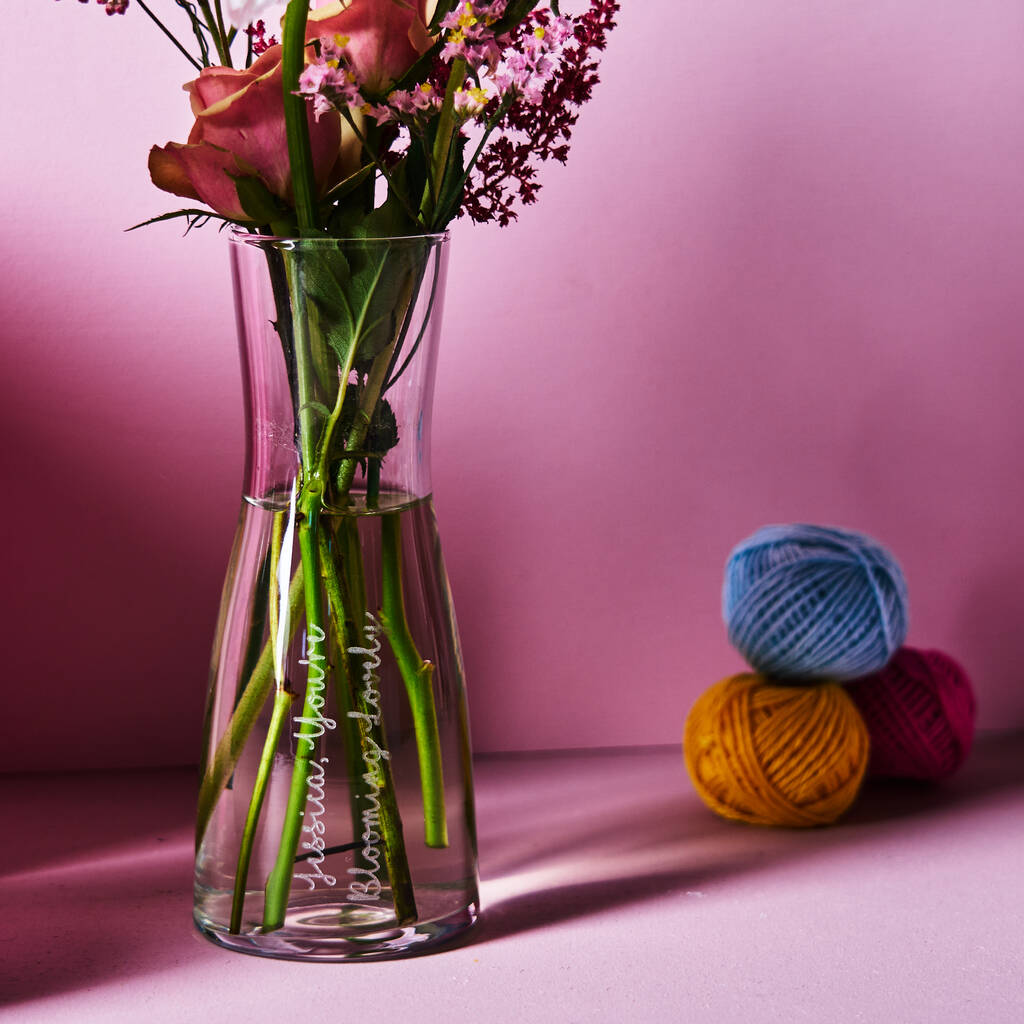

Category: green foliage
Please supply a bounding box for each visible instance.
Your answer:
[366,396,399,455]
[231,175,290,227]
[340,390,400,456]
[297,235,428,390]
[328,389,400,486]
[320,163,375,209]
[298,399,332,420]
[126,208,235,234]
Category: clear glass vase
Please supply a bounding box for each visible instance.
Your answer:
[193,232,478,961]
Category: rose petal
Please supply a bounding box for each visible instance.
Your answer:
[308,0,429,94]
[195,55,342,201]
[186,45,285,115]
[150,141,255,221]
[148,144,202,202]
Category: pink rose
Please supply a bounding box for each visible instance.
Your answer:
[308,0,433,94]
[149,45,355,222]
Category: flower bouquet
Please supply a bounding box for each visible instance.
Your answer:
[62,0,617,960]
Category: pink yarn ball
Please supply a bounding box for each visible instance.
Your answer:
[846,647,976,781]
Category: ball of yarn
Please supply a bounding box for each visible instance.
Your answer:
[723,523,909,681]
[845,647,976,781]
[683,673,870,827]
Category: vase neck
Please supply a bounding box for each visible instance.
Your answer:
[229,235,449,512]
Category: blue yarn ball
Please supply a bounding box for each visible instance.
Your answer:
[723,524,909,682]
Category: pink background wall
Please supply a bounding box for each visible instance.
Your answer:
[3,1,1024,771]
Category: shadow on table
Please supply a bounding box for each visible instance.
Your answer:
[1,734,1020,994]
[0,769,201,1008]
[457,730,1024,950]
[0,767,197,878]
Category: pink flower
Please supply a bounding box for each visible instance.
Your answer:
[307,0,433,94]
[149,46,357,222]
[56,0,129,13]
[298,59,366,121]
[439,0,507,70]
[245,19,278,56]
[492,16,573,105]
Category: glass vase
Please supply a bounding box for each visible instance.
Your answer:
[193,232,478,961]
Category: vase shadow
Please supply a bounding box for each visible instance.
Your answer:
[1,735,1019,996]
[0,836,199,1009]
[452,731,1024,950]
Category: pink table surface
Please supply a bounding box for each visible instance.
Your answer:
[2,735,1022,1023]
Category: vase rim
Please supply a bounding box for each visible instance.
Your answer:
[229,228,449,248]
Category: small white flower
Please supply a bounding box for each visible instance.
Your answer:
[222,0,286,30]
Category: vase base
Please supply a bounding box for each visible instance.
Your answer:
[194,901,478,962]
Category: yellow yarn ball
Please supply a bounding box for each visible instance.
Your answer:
[683,673,870,827]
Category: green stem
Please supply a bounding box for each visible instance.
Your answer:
[383,252,440,394]
[380,513,448,848]
[135,0,203,70]
[262,503,328,931]
[173,0,211,66]
[282,1,320,234]
[268,511,285,655]
[341,517,366,626]
[212,0,232,66]
[334,346,390,497]
[229,688,292,933]
[227,509,288,931]
[287,263,322,474]
[366,459,381,508]
[456,683,478,862]
[433,58,467,196]
[196,0,231,65]
[318,527,418,924]
[422,57,467,222]
[196,565,305,850]
[319,532,372,878]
